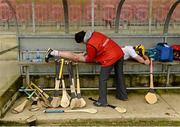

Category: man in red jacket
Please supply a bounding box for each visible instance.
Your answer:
[45,31,128,106]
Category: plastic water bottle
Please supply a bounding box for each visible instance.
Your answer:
[25,50,29,61]
[36,49,41,62]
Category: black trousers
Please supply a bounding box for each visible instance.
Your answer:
[98,58,128,104]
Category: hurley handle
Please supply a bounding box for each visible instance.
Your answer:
[150,58,154,89]
[55,59,60,79]
[44,109,64,113]
[67,62,76,93]
[76,64,81,94]
[67,62,73,79]
[59,59,64,79]
[61,73,66,91]
[30,82,50,99]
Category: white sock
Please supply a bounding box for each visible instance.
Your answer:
[50,50,59,56]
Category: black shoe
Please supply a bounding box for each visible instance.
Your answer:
[93,101,107,107]
[45,48,53,63]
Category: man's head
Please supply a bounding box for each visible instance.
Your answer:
[75,31,86,43]
[134,44,145,57]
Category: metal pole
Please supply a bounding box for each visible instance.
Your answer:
[32,0,36,33]
[5,0,19,34]
[115,0,125,33]
[62,0,69,34]
[22,86,180,91]
[91,0,95,31]
[163,0,180,35]
[166,65,171,87]
[148,0,152,33]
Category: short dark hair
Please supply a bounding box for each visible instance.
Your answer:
[75,31,86,43]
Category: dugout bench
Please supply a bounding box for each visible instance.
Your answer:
[18,60,180,90]
[17,35,180,90]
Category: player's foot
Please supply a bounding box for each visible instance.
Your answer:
[93,101,107,107]
[45,48,53,63]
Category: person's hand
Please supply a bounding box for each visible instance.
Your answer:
[144,59,150,65]
[78,52,87,56]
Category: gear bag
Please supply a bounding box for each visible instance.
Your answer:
[147,47,159,61]
[171,44,180,61]
[156,43,173,62]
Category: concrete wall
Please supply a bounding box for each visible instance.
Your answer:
[0,60,21,117]
[0,35,20,117]
[18,35,180,75]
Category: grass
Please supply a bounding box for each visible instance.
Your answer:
[50,119,180,126]
[2,119,180,126]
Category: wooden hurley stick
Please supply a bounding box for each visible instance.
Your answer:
[60,72,70,108]
[30,82,51,101]
[76,63,86,108]
[12,90,36,114]
[67,62,79,109]
[58,59,71,108]
[44,108,97,114]
[30,82,52,107]
[88,97,126,113]
[19,87,40,112]
[28,84,50,108]
[19,86,37,101]
[145,58,157,104]
[51,58,64,108]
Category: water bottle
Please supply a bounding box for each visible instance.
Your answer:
[24,50,29,61]
[36,49,41,62]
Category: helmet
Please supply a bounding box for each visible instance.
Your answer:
[134,44,145,57]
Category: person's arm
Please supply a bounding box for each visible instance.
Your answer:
[133,55,150,65]
[84,45,96,62]
[128,47,150,65]
[143,55,150,65]
[133,55,145,64]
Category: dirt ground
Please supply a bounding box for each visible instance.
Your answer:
[1,92,180,126]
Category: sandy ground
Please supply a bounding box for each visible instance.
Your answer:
[1,93,180,125]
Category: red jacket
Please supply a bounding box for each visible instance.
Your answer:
[85,32,124,67]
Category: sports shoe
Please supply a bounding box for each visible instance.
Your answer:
[45,48,53,63]
[93,101,107,107]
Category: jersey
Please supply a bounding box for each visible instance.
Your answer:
[122,46,138,60]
